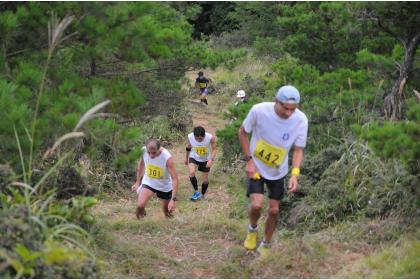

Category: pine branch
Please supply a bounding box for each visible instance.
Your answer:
[96,65,192,77]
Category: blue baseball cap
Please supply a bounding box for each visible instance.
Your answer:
[276,85,300,104]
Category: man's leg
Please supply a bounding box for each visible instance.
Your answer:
[200,91,205,104]
[136,187,155,219]
[201,92,208,105]
[244,193,264,250]
[201,171,209,196]
[248,193,265,228]
[160,198,171,217]
[257,198,280,257]
[188,162,199,191]
[188,162,201,200]
[263,199,280,243]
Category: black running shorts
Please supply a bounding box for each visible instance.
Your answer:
[188,158,210,172]
[247,176,285,200]
[142,184,172,200]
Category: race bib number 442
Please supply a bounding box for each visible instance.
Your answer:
[253,139,287,168]
[146,164,164,179]
[194,146,208,157]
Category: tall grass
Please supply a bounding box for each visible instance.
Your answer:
[28,13,74,182]
[1,13,113,278]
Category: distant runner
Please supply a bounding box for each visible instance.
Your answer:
[195,71,212,106]
[131,139,179,218]
[235,89,247,106]
[185,126,217,201]
[239,85,308,257]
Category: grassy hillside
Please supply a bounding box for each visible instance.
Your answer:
[91,59,419,278]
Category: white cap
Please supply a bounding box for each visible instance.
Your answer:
[236,90,246,98]
[276,85,300,104]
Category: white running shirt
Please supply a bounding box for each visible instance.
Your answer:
[141,147,173,192]
[242,102,308,180]
[188,132,213,162]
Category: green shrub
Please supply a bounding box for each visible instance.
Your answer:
[0,188,98,278]
[280,141,419,232]
[358,102,420,174]
[217,95,260,163]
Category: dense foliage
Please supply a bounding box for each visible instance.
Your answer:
[0,2,248,277]
[1,1,419,277]
[217,1,419,233]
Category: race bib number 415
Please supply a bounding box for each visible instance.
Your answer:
[146,164,164,179]
[194,146,208,157]
[253,139,287,168]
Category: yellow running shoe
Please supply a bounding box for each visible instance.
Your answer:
[244,231,258,250]
[257,242,270,258]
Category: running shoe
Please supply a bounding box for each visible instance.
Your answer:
[190,191,201,201]
[194,192,202,200]
[257,242,270,258]
[244,231,258,250]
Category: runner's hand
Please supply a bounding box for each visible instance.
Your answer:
[168,200,176,213]
[246,160,258,179]
[288,176,298,193]
[184,159,188,165]
[131,183,138,192]
[206,159,213,168]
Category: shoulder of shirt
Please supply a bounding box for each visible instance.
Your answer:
[252,102,274,111]
[159,148,171,160]
[295,108,308,119]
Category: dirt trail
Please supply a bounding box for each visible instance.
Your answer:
[93,72,370,278]
[93,80,242,278]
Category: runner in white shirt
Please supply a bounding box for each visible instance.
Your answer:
[131,139,179,218]
[239,85,308,257]
[185,126,217,201]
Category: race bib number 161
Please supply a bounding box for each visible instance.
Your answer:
[253,139,287,168]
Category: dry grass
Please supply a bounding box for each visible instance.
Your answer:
[91,85,240,278]
[185,53,271,118]
[90,62,418,278]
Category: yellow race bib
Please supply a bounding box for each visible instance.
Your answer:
[194,146,208,157]
[146,164,164,179]
[253,139,287,168]
[199,82,207,88]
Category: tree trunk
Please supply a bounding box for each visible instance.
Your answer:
[384,33,420,120]
[90,57,96,76]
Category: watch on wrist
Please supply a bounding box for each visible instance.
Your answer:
[171,196,177,201]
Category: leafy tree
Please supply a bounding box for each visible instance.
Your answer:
[358,2,420,120]
[277,2,363,70]
[230,2,284,42]
[0,2,196,172]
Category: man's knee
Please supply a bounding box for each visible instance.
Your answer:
[268,207,279,216]
[188,165,197,177]
[250,203,263,212]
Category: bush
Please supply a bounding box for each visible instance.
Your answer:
[0,189,99,278]
[358,101,420,174]
[280,141,419,232]
[217,95,260,163]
